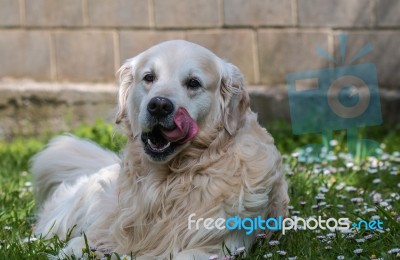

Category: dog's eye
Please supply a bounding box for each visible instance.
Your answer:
[143,73,154,83]
[187,78,202,89]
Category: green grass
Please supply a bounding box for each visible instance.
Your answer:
[0,120,399,259]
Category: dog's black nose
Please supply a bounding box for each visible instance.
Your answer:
[147,97,174,117]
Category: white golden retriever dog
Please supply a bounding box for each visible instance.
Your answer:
[32,40,288,259]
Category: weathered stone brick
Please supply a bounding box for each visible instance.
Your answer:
[0,0,20,26]
[25,0,83,27]
[298,0,374,27]
[377,0,400,26]
[0,31,51,80]
[55,31,115,82]
[154,0,219,28]
[119,30,185,62]
[224,0,293,26]
[0,82,118,139]
[333,31,400,89]
[258,30,330,85]
[248,86,291,126]
[88,0,150,27]
[187,30,256,84]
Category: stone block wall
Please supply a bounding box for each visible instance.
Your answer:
[0,0,399,88]
[0,0,399,138]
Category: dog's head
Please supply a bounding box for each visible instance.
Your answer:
[116,40,249,162]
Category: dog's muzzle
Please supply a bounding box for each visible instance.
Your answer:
[141,97,199,161]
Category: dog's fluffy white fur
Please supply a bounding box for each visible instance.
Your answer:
[32,40,289,259]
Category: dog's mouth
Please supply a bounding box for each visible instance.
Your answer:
[141,127,175,158]
[141,107,199,161]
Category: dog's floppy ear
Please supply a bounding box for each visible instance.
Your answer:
[115,61,133,125]
[220,62,250,135]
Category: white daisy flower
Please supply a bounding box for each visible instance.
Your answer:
[236,246,245,252]
[318,187,329,193]
[256,233,267,239]
[388,248,400,254]
[340,229,353,234]
[364,234,373,240]
[327,233,336,239]
[373,193,382,203]
[372,179,381,185]
[367,168,378,174]
[379,201,389,207]
[371,215,380,220]
[329,139,338,146]
[277,250,287,256]
[336,183,346,190]
[22,237,38,243]
[350,197,363,203]
[345,186,357,192]
[269,240,280,246]
[346,162,354,168]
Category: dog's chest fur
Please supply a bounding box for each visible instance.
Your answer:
[107,127,276,255]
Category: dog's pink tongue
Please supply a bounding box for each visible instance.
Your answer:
[161,107,199,143]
